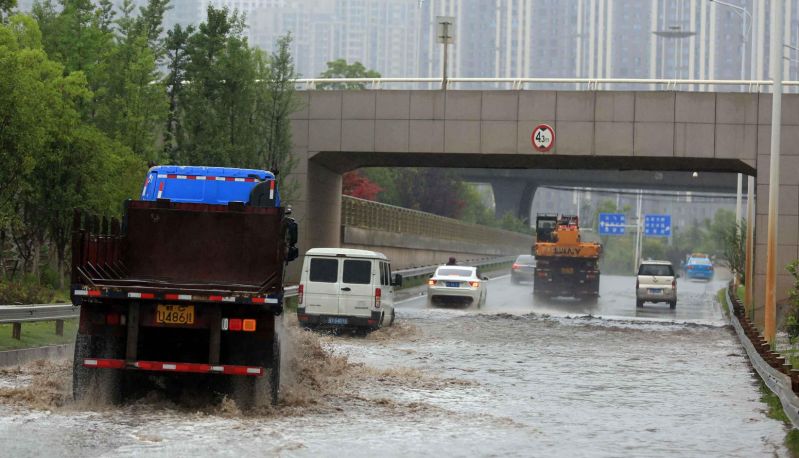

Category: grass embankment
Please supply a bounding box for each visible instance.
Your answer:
[717,288,730,317]
[759,382,799,456]
[0,320,78,352]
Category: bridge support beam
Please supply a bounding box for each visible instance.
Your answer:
[490,180,537,223]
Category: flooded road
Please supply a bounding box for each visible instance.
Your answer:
[0,273,790,457]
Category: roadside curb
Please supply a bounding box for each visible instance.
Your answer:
[726,286,799,430]
[0,344,75,367]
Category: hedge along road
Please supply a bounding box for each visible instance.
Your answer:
[0,271,790,457]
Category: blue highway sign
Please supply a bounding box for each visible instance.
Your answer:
[599,213,626,235]
[644,215,671,237]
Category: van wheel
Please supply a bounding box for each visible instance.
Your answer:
[389,309,396,326]
[636,300,644,308]
[670,300,677,309]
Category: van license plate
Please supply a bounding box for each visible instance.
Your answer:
[156,305,195,324]
[649,289,663,294]
[328,317,348,325]
[446,282,460,288]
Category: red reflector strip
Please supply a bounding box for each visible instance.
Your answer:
[87,290,101,297]
[163,175,257,183]
[210,296,223,301]
[157,181,165,198]
[128,292,154,299]
[84,360,264,376]
[165,294,192,300]
[83,359,126,369]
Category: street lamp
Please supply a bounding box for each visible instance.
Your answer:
[709,0,753,90]
[652,26,696,80]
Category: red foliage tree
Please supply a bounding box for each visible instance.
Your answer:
[342,171,384,202]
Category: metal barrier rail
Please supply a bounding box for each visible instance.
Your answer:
[295,77,799,92]
[0,304,80,324]
[726,286,799,429]
[342,196,535,248]
[283,255,517,298]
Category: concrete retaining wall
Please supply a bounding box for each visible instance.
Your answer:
[341,226,529,270]
[0,343,75,367]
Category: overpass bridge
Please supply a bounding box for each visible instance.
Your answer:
[286,85,799,325]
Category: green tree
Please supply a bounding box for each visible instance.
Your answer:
[178,5,259,167]
[318,59,381,90]
[0,0,16,21]
[162,22,194,161]
[254,34,302,201]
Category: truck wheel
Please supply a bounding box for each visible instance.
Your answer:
[636,300,644,308]
[72,334,124,405]
[269,333,281,406]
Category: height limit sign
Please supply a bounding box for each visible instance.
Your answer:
[532,124,555,152]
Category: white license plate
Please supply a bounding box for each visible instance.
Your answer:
[649,289,663,294]
[328,317,348,325]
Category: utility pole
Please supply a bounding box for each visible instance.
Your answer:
[745,175,755,319]
[765,0,784,343]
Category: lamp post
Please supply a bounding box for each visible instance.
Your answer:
[653,27,696,81]
[709,0,753,90]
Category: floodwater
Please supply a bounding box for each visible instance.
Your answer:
[0,274,790,457]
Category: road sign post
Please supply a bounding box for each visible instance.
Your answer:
[532,124,555,152]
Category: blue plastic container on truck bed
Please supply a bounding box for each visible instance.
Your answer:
[140,166,279,206]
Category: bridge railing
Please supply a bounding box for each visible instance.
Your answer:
[341,196,535,247]
[296,77,799,92]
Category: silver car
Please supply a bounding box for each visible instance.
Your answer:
[636,260,679,309]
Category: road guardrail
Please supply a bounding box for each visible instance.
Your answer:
[0,304,81,340]
[726,286,799,430]
[283,255,517,299]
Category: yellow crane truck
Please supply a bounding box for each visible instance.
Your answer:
[533,214,602,303]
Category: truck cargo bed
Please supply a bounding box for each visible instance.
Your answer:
[71,200,287,304]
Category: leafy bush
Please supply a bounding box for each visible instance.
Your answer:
[785,261,799,339]
[722,219,747,284]
[0,281,54,305]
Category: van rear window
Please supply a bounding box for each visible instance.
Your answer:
[343,260,372,285]
[309,258,338,283]
[638,264,674,277]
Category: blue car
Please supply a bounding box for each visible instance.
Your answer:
[685,257,714,280]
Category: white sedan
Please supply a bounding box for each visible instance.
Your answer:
[427,266,488,308]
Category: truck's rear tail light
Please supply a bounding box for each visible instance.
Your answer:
[587,275,595,279]
[375,288,381,308]
[229,319,242,331]
[428,280,436,285]
[298,284,304,305]
[367,319,377,324]
[221,318,229,330]
[470,281,480,287]
[106,314,119,325]
[120,315,127,326]
[299,315,309,321]
[242,319,256,332]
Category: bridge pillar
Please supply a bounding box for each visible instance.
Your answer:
[490,180,537,223]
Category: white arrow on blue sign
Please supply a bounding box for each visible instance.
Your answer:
[644,214,671,237]
[599,213,626,235]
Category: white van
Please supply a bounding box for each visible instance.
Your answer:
[296,248,402,329]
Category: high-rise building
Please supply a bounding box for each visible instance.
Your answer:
[248,0,421,80]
